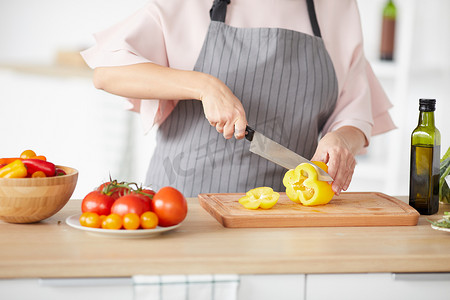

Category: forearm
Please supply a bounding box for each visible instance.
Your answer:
[93,62,248,139]
[93,62,210,101]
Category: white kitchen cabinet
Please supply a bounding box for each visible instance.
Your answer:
[237,274,306,300]
[306,273,450,300]
[0,278,134,300]
[2,273,450,300]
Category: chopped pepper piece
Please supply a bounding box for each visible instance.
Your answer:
[0,159,28,178]
[239,187,280,210]
[283,162,334,206]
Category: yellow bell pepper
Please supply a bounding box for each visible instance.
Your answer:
[239,187,280,210]
[0,159,28,178]
[283,162,334,206]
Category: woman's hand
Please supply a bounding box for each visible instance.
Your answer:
[311,126,367,195]
[198,74,247,139]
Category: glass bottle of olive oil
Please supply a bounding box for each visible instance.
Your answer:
[409,99,440,215]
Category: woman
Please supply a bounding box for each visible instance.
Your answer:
[82,0,395,197]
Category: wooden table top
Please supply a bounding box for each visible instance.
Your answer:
[1,196,449,278]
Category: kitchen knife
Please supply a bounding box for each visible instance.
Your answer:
[245,126,333,182]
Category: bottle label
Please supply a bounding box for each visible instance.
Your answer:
[409,145,440,215]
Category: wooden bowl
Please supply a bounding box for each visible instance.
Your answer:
[0,166,78,223]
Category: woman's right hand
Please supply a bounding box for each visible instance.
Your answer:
[198,74,247,140]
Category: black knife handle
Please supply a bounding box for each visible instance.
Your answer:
[245,125,255,141]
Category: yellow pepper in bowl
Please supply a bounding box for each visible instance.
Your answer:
[0,160,28,178]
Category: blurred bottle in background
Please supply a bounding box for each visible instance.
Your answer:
[380,0,397,61]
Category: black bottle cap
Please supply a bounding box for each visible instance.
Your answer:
[419,99,436,112]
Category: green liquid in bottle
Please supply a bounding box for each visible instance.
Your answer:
[409,145,440,215]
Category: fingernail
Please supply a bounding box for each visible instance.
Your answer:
[333,186,341,195]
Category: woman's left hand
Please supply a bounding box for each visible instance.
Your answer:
[311,126,367,195]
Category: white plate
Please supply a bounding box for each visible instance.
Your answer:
[430,219,450,233]
[65,214,181,238]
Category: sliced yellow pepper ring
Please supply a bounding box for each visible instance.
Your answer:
[283,162,334,206]
[239,187,280,210]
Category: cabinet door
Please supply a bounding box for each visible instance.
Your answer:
[306,273,450,300]
[238,274,306,300]
[0,278,134,300]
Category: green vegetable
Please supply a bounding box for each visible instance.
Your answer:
[428,213,450,228]
[442,146,450,163]
[440,147,450,204]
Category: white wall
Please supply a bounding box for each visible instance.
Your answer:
[0,0,148,64]
[0,0,449,198]
[354,0,450,195]
[0,0,152,199]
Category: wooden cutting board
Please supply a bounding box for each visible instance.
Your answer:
[198,192,420,228]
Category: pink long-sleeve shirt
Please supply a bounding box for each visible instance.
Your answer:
[81,0,395,143]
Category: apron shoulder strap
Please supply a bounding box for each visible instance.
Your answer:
[209,0,322,38]
[306,0,322,37]
[210,0,230,22]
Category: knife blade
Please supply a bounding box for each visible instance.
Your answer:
[245,125,333,182]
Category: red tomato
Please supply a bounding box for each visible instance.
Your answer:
[151,186,187,227]
[111,194,151,217]
[132,188,155,205]
[140,188,155,198]
[81,191,115,215]
[98,182,130,200]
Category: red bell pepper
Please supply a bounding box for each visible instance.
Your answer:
[22,159,56,177]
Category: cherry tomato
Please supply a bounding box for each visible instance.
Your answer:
[111,194,151,217]
[102,214,123,230]
[81,191,115,216]
[140,211,158,229]
[99,215,107,224]
[83,212,101,228]
[20,149,36,159]
[79,212,90,226]
[151,186,187,227]
[55,168,67,176]
[33,155,47,161]
[31,171,46,178]
[123,213,140,230]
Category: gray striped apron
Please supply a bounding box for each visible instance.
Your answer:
[146,0,338,197]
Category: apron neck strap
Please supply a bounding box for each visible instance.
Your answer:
[210,0,230,22]
[306,0,322,37]
[209,0,322,38]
